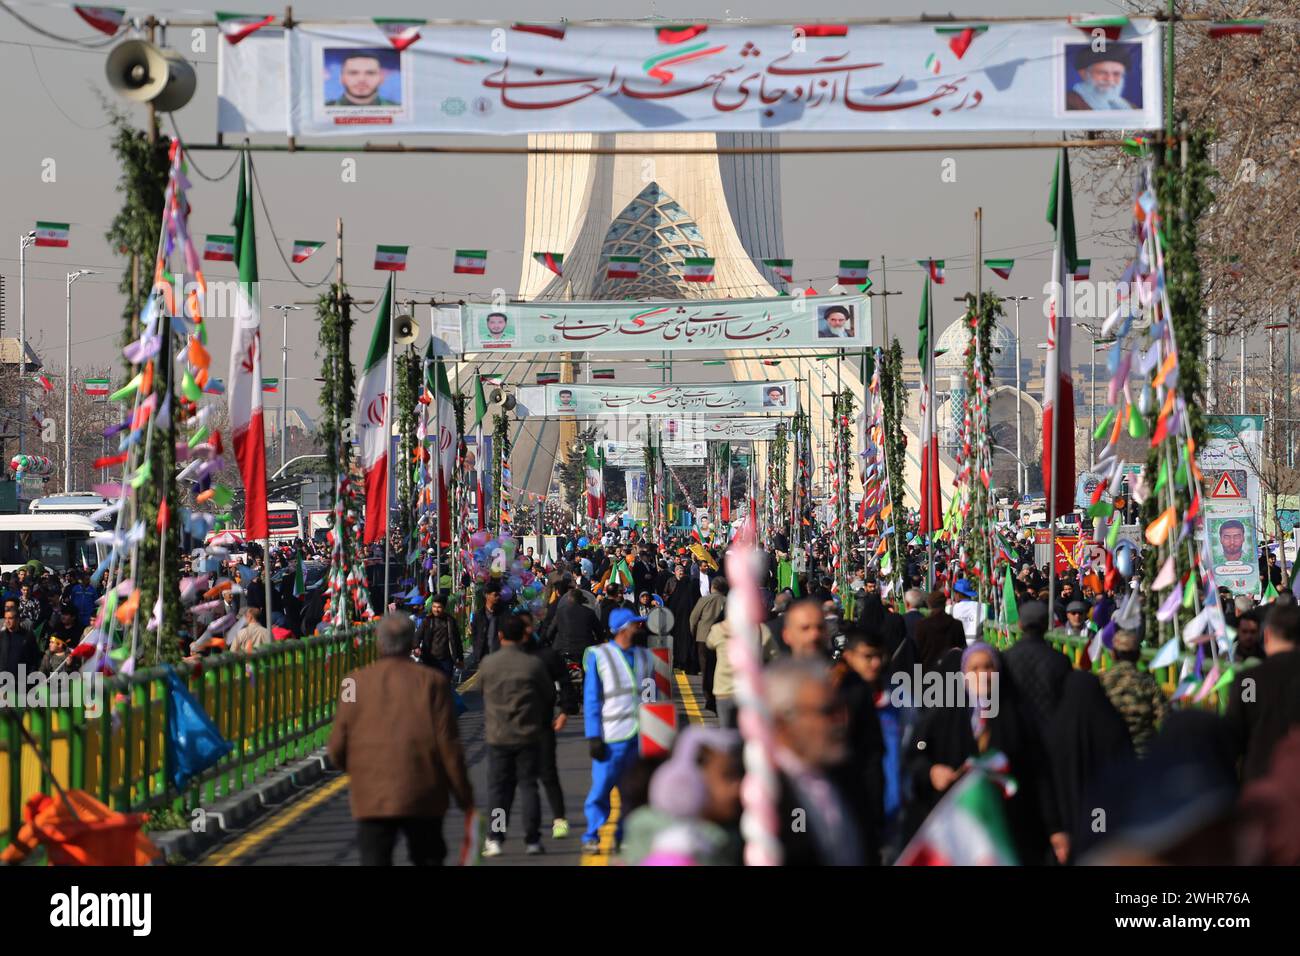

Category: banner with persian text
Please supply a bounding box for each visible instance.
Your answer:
[664,418,785,441]
[463,295,869,353]
[604,441,706,467]
[218,21,1162,135]
[516,381,797,416]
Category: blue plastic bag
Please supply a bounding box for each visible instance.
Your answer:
[164,669,234,791]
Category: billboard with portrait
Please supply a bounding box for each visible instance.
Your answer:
[1205,502,1260,597]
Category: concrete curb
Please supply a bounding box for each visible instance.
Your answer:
[149,749,337,864]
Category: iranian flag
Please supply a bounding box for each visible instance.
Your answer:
[985,258,1014,280]
[216,12,275,45]
[454,249,487,275]
[585,443,605,519]
[896,772,1018,866]
[73,6,125,36]
[919,259,945,283]
[838,259,870,285]
[227,152,268,541]
[373,18,425,51]
[429,343,457,547]
[1043,149,1077,519]
[607,255,640,279]
[374,245,408,271]
[536,371,560,385]
[533,251,564,276]
[917,276,942,535]
[204,234,236,261]
[261,378,278,393]
[34,222,69,248]
[719,444,732,523]
[84,377,110,396]
[763,258,794,283]
[592,368,615,380]
[291,239,323,263]
[1072,259,1091,280]
[682,257,715,282]
[356,275,395,546]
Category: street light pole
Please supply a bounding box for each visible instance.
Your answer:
[1007,295,1033,497]
[65,269,98,491]
[269,305,302,472]
[18,232,34,458]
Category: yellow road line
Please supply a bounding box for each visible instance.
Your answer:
[580,787,620,867]
[205,774,350,866]
[206,671,479,867]
[675,672,705,725]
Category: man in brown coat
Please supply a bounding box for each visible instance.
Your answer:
[328,614,473,865]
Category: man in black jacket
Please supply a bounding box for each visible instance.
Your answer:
[519,609,578,839]
[596,582,634,639]
[471,583,503,664]
[416,594,463,679]
[0,605,40,678]
[1226,601,1300,781]
[551,589,604,664]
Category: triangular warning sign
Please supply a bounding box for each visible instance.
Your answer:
[1211,472,1243,498]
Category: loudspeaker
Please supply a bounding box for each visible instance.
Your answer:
[393,313,419,345]
[502,394,517,411]
[105,40,196,112]
[489,388,504,405]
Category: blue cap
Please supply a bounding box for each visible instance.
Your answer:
[608,607,647,633]
[954,579,976,598]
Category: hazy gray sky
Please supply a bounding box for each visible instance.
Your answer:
[1,0,1136,423]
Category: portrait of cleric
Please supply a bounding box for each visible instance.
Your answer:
[1063,42,1143,112]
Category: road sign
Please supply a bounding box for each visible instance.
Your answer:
[646,606,674,637]
[1211,472,1243,499]
[638,702,678,758]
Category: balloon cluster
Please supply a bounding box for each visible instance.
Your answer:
[9,455,53,481]
[467,530,545,615]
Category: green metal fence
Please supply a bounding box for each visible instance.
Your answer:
[1,626,375,850]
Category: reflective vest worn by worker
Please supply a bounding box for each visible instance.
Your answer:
[584,642,657,743]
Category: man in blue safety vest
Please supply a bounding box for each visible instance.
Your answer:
[581,606,659,855]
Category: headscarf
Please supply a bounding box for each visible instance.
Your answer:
[961,642,999,741]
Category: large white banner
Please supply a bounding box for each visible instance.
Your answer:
[463,295,869,353]
[664,418,785,441]
[604,441,705,466]
[219,21,1162,135]
[516,381,796,416]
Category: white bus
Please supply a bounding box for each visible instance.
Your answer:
[28,492,114,524]
[0,514,107,573]
[266,500,305,544]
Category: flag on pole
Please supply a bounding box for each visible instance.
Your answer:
[896,771,1018,866]
[532,251,564,276]
[919,259,945,283]
[73,6,125,36]
[227,152,269,541]
[719,444,732,523]
[216,12,275,44]
[984,258,1014,280]
[204,234,236,261]
[261,378,279,393]
[36,373,53,392]
[1208,19,1267,38]
[682,257,716,282]
[1072,259,1091,280]
[917,277,942,534]
[34,222,70,248]
[356,275,394,546]
[430,345,457,547]
[374,245,408,271]
[473,375,489,530]
[607,255,640,279]
[585,443,604,519]
[291,240,323,263]
[838,259,870,285]
[373,17,425,50]
[293,552,305,598]
[763,258,794,283]
[84,377,110,397]
[1003,568,1019,625]
[454,249,487,275]
[536,371,560,385]
[592,368,615,380]
[1043,148,1078,518]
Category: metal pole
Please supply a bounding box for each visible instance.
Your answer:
[926,281,935,592]
[65,273,73,491]
[1269,320,1276,462]
[383,296,395,612]
[1239,329,1246,414]
[19,233,32,458]
[1089,328,1096,471]
[1013,297,1025,497]
[1288,311,1294,469]
[281,309,289,471]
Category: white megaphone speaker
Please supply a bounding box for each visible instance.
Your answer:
[571,440,586,455]
[393,312,419,345]
[106,40,196,112]
[489,388,504,405]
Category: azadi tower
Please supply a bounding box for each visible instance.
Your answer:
[464,131,953,515]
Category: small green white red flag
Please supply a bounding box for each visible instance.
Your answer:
[1073,259,1091,280]
[36,373,53,392]
[1208,19,1267,38]
[34,222,69,248]
[896,770,1018,866]
[763,258,793,283]
[454,249,487,275]
[261,378,279,393]
[291,240,323,263]
[374,244,408,271]
[204,234,236,261]
[682,257,715,282]
[373,18,425,51]
[216,12,275,45]
[592,368,615,380]
[919,259,945,283]
[84,377,110,397]
[533,251,564,276]
[73,6,126,36]
[984,258,1014,280]
[536,371,560,385]
[838,259,869,285]
[607,255,640,279]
